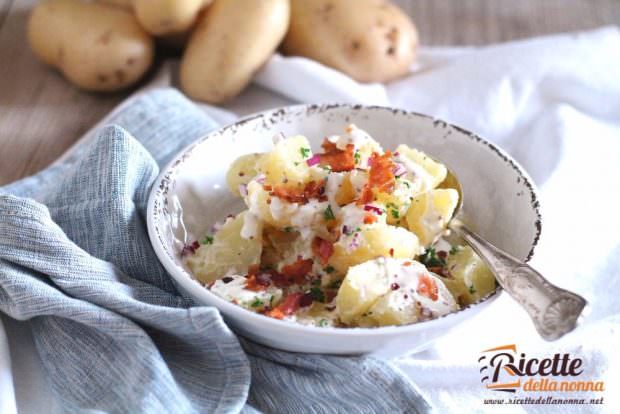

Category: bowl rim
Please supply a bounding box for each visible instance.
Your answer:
[146,103,542,337]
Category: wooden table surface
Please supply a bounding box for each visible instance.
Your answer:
[1,0,619,186]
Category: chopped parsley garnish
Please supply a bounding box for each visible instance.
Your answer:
[294,161,300,166]
[355,227,361,232]
[390,209,399,219]
[419,247,446,268]
[449,245,461,255]
[329,279,342,289]
[324,265,335,274]
[469,286,477,294]
[250,298,264,308]
[311,278,321,286]
[310,287,326,303]
[324,205,335,221]
[354,150,361,164]
[201,235,214,245]
[319,319,329,327]
[321,165,332,171]
[403,181,411,188]
[270,295,275,306]
[284,226,294,232]
[300,147,311,159]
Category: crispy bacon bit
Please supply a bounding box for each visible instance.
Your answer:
[403,261,412,266]
[312,237,334,265]
[266,293,304,319]
[263,185,272,191]
[270,180,326,204]
[437,250,448,260]
[390,282,400,290]
[417,274,439,301]
[324,290,337,303]
[281,258,314,284]
[320,140,355,172]
[245,274,270,291]
[299,293,314,307]
[389,248,394,257]
[358,151,396,204]
[363,213,378,224]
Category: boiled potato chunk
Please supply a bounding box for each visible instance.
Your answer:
[337,257,457,326]
[406,189,458,247]
[440,246,496,305]
[395,145,447,191]
[257,135,313,188]
[186,211,262,284]
[329,224,422,274]
[336,259,391,324]
[375,178,415,226]
[226,153,263,195]
[245,181,329,229]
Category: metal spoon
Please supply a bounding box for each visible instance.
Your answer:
[441,170,588,341]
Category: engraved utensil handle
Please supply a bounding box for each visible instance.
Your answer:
[449,219,588,341]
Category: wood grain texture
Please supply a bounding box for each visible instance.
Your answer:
[0,0,619,185]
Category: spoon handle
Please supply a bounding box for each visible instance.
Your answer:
[449,219,587,341]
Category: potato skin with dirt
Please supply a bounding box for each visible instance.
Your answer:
[282,0,418,83]
[28,0,154,92]
[133,0,212,36]
[180,0,290,103]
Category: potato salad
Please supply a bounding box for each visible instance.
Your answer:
[185,125,496,327]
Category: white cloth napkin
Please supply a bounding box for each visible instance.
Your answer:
[3,26,619,413]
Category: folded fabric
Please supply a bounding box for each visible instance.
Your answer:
[0,88,431,413]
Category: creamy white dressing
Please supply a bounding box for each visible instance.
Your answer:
[269,196,298,220]
[393,154,433,193]
[363,258,457,319]
[338,204,367,233]
[348,169,367,195]
[324,172,345,215]
[241,211,260,240]
[210,275,283,310]
[290,200,329,239]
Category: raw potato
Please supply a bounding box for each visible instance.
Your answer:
[186,211,263,284]
[133,0,212,36]
[283,0,418,82]
[28,0,154,92]
[98,0,132,8]
[180,0,290,103]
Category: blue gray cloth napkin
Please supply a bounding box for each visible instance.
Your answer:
[0,88,431,413]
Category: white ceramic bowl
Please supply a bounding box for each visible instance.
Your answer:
[147,104,541,356]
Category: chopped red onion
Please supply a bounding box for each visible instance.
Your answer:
[306,154,321,166]
[238,184,248,197]
[364,205,384,215]
[346,232,361,253]
[393,163,407,177]
[393,151,400,156]
[342,225,350,235]
[211,221,223,233]
[255,174,266,184]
